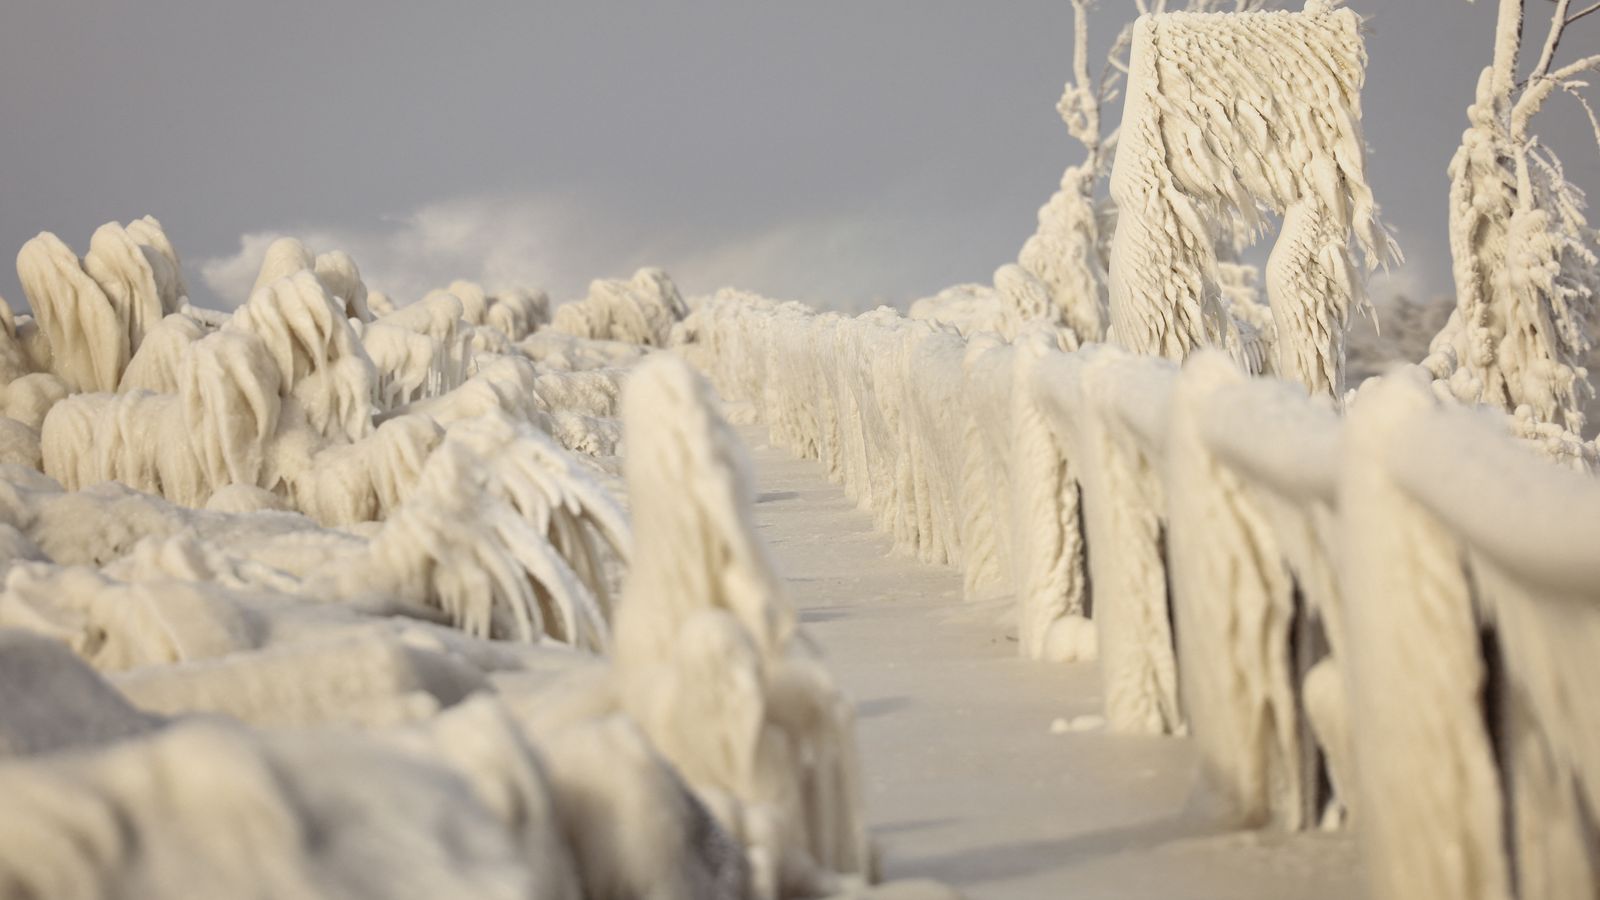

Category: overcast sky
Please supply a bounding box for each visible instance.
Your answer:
[1,1,1596,314]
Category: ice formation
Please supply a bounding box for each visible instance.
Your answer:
[17,232,133,393]
[3,2,1599,897]
[1011,337,1094,662]
[552,267,688,347]
[1015,1,1114,342]
[1,223,659,650]
[682,262,1600,896]
[1045,348,1182,733]
[1163,352,1333,828]
[682,295,1112,671]
[1106,4,1396,400]
[613,354,869,899]
[1426,0,1600,440]
[1334,368,1600,900]
[909,266,1077,347]
[1012,0,1285,347]
[0,627,716,900]
[1019,162,1107,342]
[0,220,909,897]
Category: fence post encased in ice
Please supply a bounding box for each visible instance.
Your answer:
[905,330,969,567]
[959,337,1016,601]
[1193,368,1353,830]
[1340,374,1512,900]
[1164,351,1339,829]
[1035,348,1183,735]
[1010,331,1093,662]
[1342,371,1600,900]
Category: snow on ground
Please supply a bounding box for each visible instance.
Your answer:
[740,425,1363,900]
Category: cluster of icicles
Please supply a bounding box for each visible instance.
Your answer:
[0,219,887,900]
[1105,7,1395,394]
[5,218,646,649]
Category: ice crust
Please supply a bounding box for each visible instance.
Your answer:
[0,224,886,900]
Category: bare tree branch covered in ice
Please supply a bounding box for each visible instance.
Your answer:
[1426,0,1600,437]
[914,0,1290,348]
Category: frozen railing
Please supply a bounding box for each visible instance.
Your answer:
[1341,373,1600,900]
[680,292,1600,900]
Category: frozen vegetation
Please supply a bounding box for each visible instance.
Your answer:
[0,220,934,899]
[3,0,1600,898]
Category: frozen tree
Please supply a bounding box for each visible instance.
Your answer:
[1105,2,1397,401]
[1018,0,1281,345]
[1016,0,1115,342]
[1426,0,1600,435]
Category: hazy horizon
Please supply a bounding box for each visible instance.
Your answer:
[2,1,1596,314]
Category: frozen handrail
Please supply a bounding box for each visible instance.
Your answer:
[1032,347,1176,457]
[1198,379,1341,506]
[1097,353,1177,458]
[1386,404,1600,600]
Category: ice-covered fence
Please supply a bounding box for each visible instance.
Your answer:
[1341,374,1600,900]
[1156,355,1347,831]
[1034,349,1182,735]
[680,293,1600,897]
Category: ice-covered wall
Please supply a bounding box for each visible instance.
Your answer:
[683,289,1600,898]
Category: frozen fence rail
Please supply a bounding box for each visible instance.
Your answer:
[680,291,1600,900]
[1342,373,1600,900]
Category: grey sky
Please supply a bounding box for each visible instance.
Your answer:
[1,1,1596,313]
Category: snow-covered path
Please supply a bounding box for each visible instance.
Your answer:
[741,426,1366,900]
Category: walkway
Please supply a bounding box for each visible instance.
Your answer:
[741,426,1365,900]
